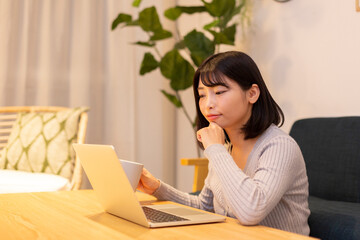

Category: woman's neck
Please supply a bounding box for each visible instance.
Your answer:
[226,128,246,148]
[226,128,259,169]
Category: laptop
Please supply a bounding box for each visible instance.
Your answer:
[73,144,226,228]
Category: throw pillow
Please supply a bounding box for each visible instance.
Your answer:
[0,107,88,180]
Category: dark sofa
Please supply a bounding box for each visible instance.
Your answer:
[289,117,360,240]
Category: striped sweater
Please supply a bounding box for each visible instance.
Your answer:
[153,125,310,235]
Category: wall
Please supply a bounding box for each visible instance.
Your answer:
[175,0,360,192]
[247,0,360,132]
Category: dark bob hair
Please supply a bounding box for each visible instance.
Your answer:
[193,51,284,148]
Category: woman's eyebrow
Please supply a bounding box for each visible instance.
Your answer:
[198,84,227,90]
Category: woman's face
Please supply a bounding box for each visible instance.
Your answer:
[197,76,258,132]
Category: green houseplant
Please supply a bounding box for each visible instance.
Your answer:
[112,0,250,156]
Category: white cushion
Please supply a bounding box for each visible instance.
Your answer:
[0,169,70,193]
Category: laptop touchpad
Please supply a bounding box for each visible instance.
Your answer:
[162,207,207,216]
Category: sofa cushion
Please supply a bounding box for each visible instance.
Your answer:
[0,107,88,180]
[309,196,360,240]
[0,169,70,193]
[290,117,360,203]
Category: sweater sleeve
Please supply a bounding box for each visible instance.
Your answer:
[152,178,215,213]
[204,136,301,225]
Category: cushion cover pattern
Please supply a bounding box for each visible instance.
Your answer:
[0,107,88,180]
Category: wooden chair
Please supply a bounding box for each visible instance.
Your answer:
[181,158,209,193]
[0,106,88,190]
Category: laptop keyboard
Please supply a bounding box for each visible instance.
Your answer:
[142,206,190,223]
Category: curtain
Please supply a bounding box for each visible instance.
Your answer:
[0,0,177,188]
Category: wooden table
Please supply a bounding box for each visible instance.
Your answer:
[0,190,316,240]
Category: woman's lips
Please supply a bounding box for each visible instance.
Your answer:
[206,114,220,121]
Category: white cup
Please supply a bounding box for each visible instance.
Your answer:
[119,159,143,191]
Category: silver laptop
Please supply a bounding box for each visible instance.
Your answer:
[73,144,226,228]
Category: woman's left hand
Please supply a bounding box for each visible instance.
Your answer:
[197,122,225,149]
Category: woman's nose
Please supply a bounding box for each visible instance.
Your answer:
[206,95,215,109]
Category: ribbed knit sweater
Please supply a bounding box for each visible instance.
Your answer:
[153,125,310,235]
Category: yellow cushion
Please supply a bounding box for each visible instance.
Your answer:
[0,107,88,180]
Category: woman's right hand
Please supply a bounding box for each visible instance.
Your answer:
[137,168,160,195]
[197,122,225,149]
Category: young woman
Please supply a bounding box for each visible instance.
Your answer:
[137,51,310,235]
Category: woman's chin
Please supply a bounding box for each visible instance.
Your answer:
[209,120,225,128]
[208,120,218,125]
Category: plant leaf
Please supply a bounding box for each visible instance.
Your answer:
[161,90,182,108]
[203,19,220,30]
[223,24,236,42]
[132,0,142,7]
[219,1,243,28]
[132,41,155,47]
[150,29,172,41]
[125,19,139,26]
[208,30,234,45]
[174,40,186,49]
[164,7,182,20]
[111,13,132,30]
[159,50,194,91]
[202,0,235,17]
[139,6,162,32]
[165,6,206,20]
[140,52,159,75]
[184,30,214,66]
[179,6,207,14]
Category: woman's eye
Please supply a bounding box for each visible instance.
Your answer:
[216,91,225,95]
[199,94,205,98]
